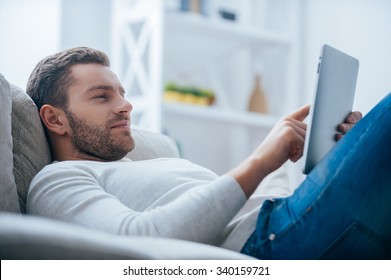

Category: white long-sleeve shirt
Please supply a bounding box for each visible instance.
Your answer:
[27,157,293,251]
[27,158,248,247]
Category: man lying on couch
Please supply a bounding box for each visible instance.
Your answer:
[26,47,391,259]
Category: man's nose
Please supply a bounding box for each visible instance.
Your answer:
[114,96,133,115]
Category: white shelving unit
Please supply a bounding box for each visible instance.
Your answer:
[164,12,291,45]
[163,102,278,129]
[112,0,304,182]
[161,1,302,177]
[162,10,293,117]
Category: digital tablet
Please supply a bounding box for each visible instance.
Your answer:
[302,44,359,174]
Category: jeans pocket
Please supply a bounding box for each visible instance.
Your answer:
[240,199,278,259]
[320,222,391,260]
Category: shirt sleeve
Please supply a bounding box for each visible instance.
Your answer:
[27,164,247,245]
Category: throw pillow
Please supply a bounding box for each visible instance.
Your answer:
[11,84,51,213]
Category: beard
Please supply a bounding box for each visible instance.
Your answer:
[64,109,135,161]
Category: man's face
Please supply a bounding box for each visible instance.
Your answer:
[64,63,134,161]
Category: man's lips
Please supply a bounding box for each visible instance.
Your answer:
[111,120,130,129]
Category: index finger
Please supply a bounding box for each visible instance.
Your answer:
[288,104,310,121]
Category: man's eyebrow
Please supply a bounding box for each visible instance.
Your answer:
[85,85,125,94]
[86,85,114,93]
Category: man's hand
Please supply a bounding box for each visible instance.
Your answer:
[228,105,309,198]
[253,105,309,172]
[335,111,363,141]
[228,107,362,198]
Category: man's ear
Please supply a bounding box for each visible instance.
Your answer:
[39,104,69,136]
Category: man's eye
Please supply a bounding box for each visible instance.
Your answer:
[95,95,106,99]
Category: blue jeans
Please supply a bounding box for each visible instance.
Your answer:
[241,93,391,259]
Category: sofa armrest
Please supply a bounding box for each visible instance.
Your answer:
[0,213,252,260]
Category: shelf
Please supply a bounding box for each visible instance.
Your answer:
[164,12,291,46]
[163,102,278,129]
[162,11,291,118]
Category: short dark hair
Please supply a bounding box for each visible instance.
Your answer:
[27,47,110,110]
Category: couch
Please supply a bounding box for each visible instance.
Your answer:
[0,73,253,259]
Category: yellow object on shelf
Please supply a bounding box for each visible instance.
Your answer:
[164,91,186,103]
[163,82,215,107]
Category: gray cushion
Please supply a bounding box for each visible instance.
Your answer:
[11,85,51,213]
[0,74,20,213]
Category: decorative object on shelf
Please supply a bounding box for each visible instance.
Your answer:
[247,73,268,114]
[219,9,236,21]
[164,82,215,106]
[209,0,252,27]
[180,0,208,16]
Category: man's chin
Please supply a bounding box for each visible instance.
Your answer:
[120,137,136,157]
[128,137,136,153]
[103,149,132,161]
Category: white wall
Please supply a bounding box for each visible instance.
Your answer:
[61,0,112,56]
[303,0,391,114]
[0,0,61,89]
[0,0,112,90]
